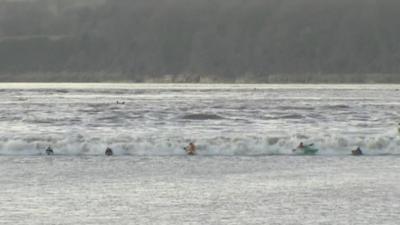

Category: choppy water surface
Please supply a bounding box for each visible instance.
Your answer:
[0,83,399,155]
[0,156,399,225]
[1,83,400,224]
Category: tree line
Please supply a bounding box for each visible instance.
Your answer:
[0,0,400,82]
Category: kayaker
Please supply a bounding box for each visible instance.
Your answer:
[293,142,314,153]
[184,142,196,155]
[45,146,54,155]
[105,147,113,156]
[352,147,363,156]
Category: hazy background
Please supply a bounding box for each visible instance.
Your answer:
[0,0,399,82]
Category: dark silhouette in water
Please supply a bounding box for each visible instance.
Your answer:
[105,147,113,156]
[352,147,363,156]
[45,146,54,155]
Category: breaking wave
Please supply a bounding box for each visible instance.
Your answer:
[323,104,351,110]
[1,83,400,157]
[181,114,225,120]
[0,132,399,156]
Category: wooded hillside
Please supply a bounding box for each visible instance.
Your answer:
[1,0,399,82]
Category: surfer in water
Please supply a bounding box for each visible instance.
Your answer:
[292,142,317,154]
[105,147,113,156]
[293,142,309,151]
[184,142,196,155]
[45,146,54,155]
[352,147,363,156]
[293,142,304,152]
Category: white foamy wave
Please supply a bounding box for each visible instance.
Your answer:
[1,83,400,156]
[1,131,399,156]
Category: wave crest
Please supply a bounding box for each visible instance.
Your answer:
[1,132,399,156]
[181,114,225,120]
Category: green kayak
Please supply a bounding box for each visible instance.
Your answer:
[303,146,319,155]
[293,146,319,155]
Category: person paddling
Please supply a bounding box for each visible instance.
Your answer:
[352,147,363,156]
[105,147,113,156]
[45,146,54,155]
[292,142,318,155]
[293,142,313,152]
[184,142,196,155]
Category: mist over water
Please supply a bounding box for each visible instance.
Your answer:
[1,83,399,156]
